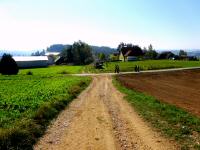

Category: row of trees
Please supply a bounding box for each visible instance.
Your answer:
[31,50,46,56]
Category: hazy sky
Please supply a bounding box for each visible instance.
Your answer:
[0,0,200,50]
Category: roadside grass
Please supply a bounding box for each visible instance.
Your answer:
[113,76,200,150]
[84,60,200,73]
[0,74,91,149]
[19,65,84,76]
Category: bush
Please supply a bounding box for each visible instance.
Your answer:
[0,54,19,75]
[58,70,69,74]
[26,71,33,75]
[68,85,81,97]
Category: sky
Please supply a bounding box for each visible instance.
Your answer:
[0,0,200,51]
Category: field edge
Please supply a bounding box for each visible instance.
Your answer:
[112,76,200,150]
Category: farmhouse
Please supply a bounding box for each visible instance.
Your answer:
[13,56,49,68]
[119,48,138,61]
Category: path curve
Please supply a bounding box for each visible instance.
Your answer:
[34,76,179,150]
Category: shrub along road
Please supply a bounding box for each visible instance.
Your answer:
[34,76,178,150]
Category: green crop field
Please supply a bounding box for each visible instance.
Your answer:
[84,60,200,73]
[0,67,91,149]
[19,65,84,75]
[0,75,89,128]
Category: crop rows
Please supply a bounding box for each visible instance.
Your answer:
[0,75,90,128]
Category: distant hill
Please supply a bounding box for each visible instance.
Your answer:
[0,50,35,56]
[91,46,117,56]
[47,44,117,55]
[157,49,200,57]
[47,44,71,52]
[187,51,200,57]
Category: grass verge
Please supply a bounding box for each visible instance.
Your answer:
[113,76,200,150]
[0,77,91,150]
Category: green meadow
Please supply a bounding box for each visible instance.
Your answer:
[19,65,84,75]
[84,60,200,73]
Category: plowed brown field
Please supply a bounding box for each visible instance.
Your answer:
[117,69,200,117]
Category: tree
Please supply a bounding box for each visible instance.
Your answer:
[72,41,93,65]
[144,44,158,59]
[148,44,153,51]
[0,54,19,75]
[132,45,143,56]
[157,51,175,59]
[60,41,94,65]
[98,53,106,61]
[60,45,73,63]
[109,54,119,61]
[179,50,187,57]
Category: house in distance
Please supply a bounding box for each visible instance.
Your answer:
[118,44,144,61]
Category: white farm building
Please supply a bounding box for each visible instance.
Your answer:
[13,56,49,68]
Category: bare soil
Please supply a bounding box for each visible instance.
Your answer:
[117,69,200,117]
[34,76,178,150]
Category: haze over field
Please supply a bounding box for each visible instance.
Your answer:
[0,0,200,51]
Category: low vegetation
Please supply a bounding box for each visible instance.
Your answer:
[0,74,91,149]
[113,77,200,149]
[85,60,200,73]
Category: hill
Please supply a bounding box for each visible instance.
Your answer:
[46,44,71,52]
[46,44,117,55]
[90,46,117,55]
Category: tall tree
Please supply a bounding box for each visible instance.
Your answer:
[145,44,158,59]
[60,45,73,63]
[148,44,153,51]
[98,53,106,61]
[0,54,19,75]
[179,50,187,57]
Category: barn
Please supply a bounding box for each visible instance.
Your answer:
[13,56,49,68]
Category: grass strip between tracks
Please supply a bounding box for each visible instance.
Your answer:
[113,76,200,150]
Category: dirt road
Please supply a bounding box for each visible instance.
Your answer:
[34,76,178,150]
